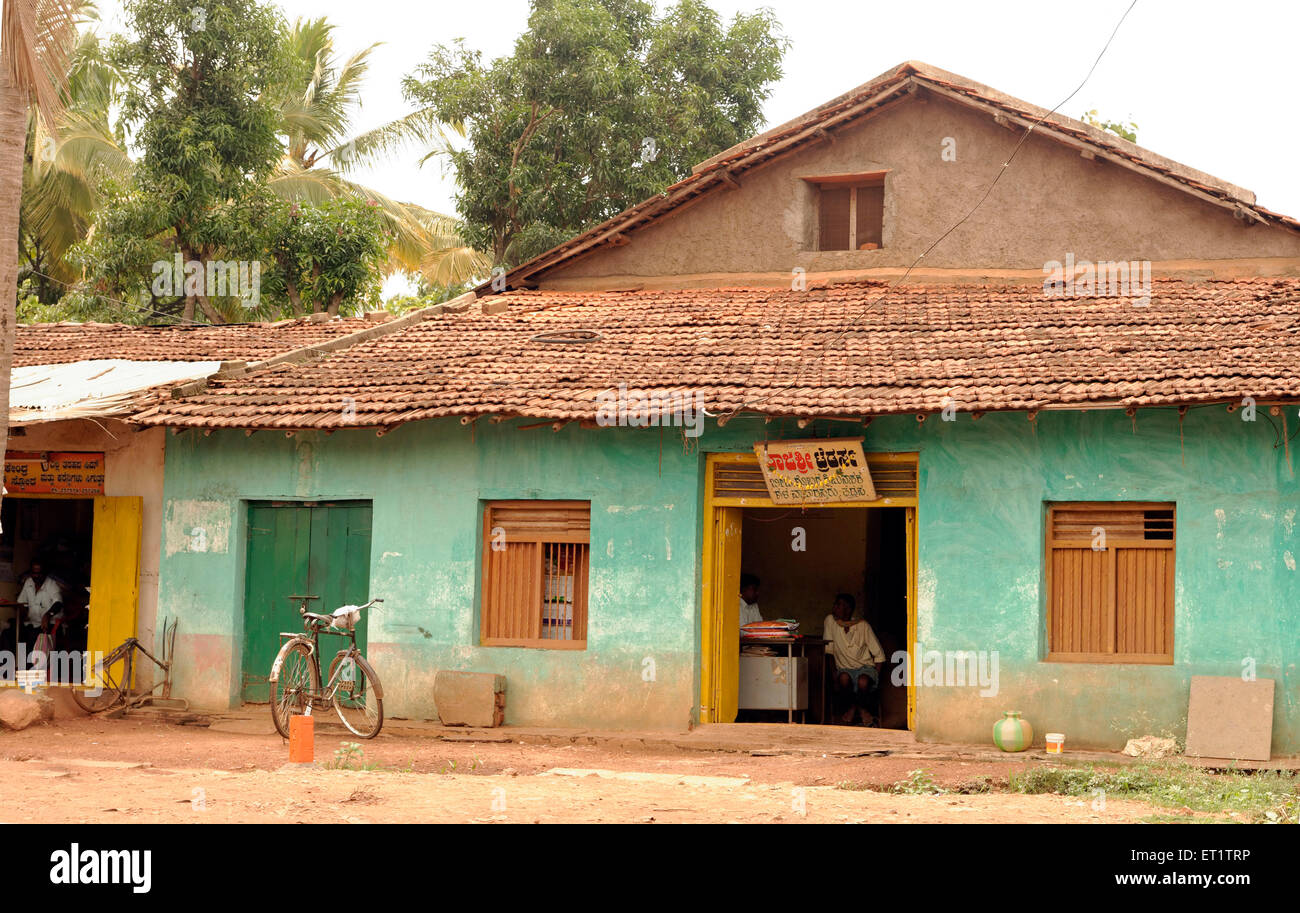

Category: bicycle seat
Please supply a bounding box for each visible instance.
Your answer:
[303,612,335,625]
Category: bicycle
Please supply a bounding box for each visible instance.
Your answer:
[70,618,186,714]
[268,595,385,739]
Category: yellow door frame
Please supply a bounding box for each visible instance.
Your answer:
[701,451,919,728]
[87,496,143,661]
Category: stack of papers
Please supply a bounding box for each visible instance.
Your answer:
[741,619,800,640]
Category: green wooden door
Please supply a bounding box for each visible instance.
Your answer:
[241,502,373,703]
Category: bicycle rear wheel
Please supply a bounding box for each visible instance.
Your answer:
[70,649,127,714]
[270,641,319,739]
[329,651,383,739]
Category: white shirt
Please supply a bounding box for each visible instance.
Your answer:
[17,577,63,626]
[739,597,763,626]
[823,614,885,669]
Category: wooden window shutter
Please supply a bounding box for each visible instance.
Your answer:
[855,183,884,249]
[482,501,590,649]
[1046,503,1174,664]
[814,176,885,251]
[819,187,851,251]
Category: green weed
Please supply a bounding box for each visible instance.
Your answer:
[1010,761,1300,822]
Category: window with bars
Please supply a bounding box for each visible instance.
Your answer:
[1045,502,1175,664]
[812,173,885,251]
[481,501,590,649]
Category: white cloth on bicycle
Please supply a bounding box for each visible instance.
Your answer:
[332,605,361,629]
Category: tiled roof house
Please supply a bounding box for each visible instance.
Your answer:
[133,63,1300,753]
[1,313,407,681]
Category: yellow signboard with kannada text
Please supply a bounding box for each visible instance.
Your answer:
[753,437,875,504]
[3,451,105,495]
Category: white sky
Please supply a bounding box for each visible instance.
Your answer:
[95,0,1300,233]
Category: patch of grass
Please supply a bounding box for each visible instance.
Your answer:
[1009,761,1300,823]
[833,761,1297,822]
[325,741,381,771]
[437,756,484,775]
[891,768,945,795]
[1140,813,1232,824]
[835,769,950,795]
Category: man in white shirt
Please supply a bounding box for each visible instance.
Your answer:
[738,574,762,626]
[823,593,885,725]
[17,561,64,659]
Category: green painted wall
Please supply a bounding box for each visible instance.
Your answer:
[706,407,1300,753]
[158,420,703,729]
[158,403,1300,750]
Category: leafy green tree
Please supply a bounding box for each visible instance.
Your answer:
[382,280,473,315]
[77,0,287,322]
[269,18,489,291]
[1,0,83,520]
[265,197,389,316]
[404,0,786,265]
[73,6,486,323]
[21,29,132,305]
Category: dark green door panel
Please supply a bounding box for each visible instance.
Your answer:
[241,502,372,703]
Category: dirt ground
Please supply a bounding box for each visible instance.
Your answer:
[0,715,1181,823]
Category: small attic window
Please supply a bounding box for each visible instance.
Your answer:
[806,172,886,252]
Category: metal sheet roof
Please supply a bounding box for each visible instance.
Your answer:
[9,359,222,425]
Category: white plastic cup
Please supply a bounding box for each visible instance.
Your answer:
[1045,732,1065,754]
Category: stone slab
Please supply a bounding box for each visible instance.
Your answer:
[434,672,506,728]
[1185,676,1274,761]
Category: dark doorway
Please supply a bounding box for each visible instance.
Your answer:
[737,506,908,729]
[0,497,94,663]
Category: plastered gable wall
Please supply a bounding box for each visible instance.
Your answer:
[545,93,1300,283]
[157,419,704,728]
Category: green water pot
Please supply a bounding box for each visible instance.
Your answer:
[993,711,1033,752]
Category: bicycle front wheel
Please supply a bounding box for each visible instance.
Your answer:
[70,649,127,714]
[329,651,383,739]
[270,641,319,739]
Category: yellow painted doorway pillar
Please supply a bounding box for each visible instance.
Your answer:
[700,506,742,722]
[86,496,143,659]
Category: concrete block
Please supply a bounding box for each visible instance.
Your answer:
[434,671,506,728]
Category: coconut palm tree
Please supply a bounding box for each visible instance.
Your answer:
[1,0,83,512]
[20,29,129,304]
[269,18,488,287]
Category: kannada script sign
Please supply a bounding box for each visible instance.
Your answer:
[753,438,875,505]
[4,451,105,495]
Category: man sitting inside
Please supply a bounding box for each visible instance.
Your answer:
[738,573,762,626]
[823,593,885,726]
[16,560,64,666]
